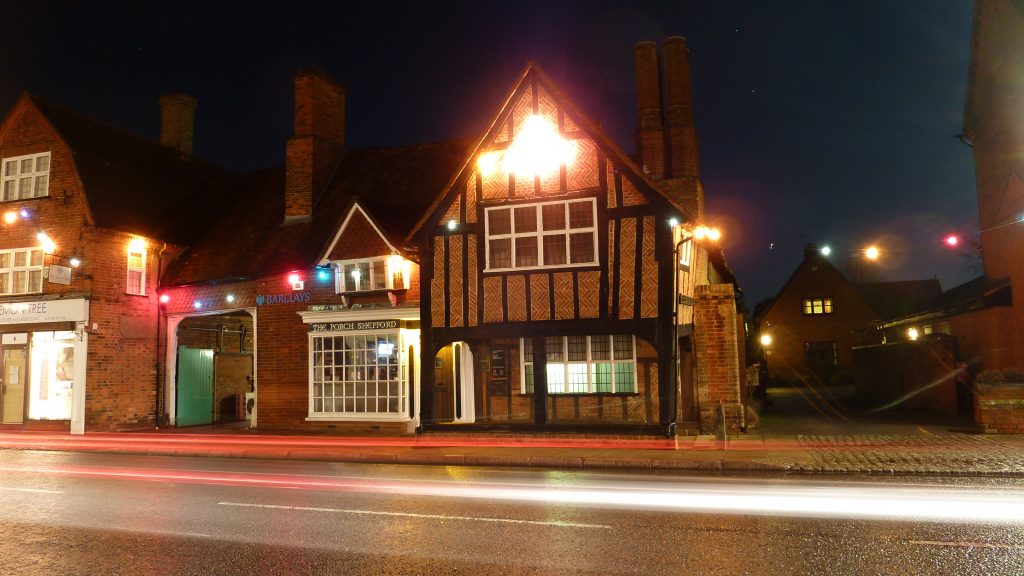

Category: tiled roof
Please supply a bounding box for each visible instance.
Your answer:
[27,94,231,245]
[164,138,473,285]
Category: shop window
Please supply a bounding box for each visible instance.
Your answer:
[485,198,597,272]
[28,331,75,420]
[2,152,50,201]
[310,332,406,417]
[126,244,146,295]
[521,335,636,394]
[334,257,410,293]
[0,248,44,295]
[802,297,833,315]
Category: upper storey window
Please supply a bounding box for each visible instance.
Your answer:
[2,152,50,201]
[335,256,411,293]
[0,248,45,295]
[802,298,833,315]
[484,198,597,272]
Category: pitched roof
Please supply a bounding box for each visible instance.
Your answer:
[25,93,231,245]
[164,138,473,285]
[855,279,943,320]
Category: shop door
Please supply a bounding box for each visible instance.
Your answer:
[1,347,26,424]
[433,345,454,421]
[176,346,214,427]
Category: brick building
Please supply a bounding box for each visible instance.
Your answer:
[758,245,940,385]
[2,38,745,436]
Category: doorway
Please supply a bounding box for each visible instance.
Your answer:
[1,346,26,424]
[433,342,475,423]
[176,345,214,427]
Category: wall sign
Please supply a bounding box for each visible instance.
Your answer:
[47,265,72,286]
[308,319,401,332]
[0,298,88,325]
[256,292,311,306]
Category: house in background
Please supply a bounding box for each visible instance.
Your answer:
[758,244,940,385]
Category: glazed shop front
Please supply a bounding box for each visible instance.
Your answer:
[0,298,89,433]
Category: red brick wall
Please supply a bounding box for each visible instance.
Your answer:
[693,283,742,432]
[975,382,1024,433]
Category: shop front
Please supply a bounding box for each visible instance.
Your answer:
[0,298,89,433]
[299,307,420,432]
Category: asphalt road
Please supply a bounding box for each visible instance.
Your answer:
[1,450,1022,575]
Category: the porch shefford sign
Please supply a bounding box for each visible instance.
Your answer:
[308,319,400,332]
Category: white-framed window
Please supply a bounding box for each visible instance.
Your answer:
[0,248,45,295]
[485,198,598,272]
[310,331,407,418]
[679,238,693,268]
[126,246,146,295]
[521,335,637,394]
[2,152,51,201]
[802,297,833,315]
[334,257,409,293]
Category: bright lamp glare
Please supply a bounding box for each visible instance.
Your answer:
[820,246,832,256]
[907,327,919,341]
[36,232,56,254]
[707,228,722,242]
[760,334,773,347]
[944,234,959,248]
[476,151,502,176]
[69,257,81,268]
[128,238,146,253]
[3,211,17,224]
[864,246,880,260]
[288,273,300,284]
[504,115,575,176]
[159,294,170,304]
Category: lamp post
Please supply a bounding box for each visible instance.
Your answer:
[757,332,773,398]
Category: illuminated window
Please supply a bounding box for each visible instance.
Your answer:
[922,325,933,335]
[938,322,951,335]
[485,198,597,271]
[679,238,693,268]
[802,298,833,315]
[334,257,410,293]
[521,335,636,394]
[0,248,44,295]
[310,332,406,417]
[126,245,146,295]
[28,331,75,420]
[2,152,50,201]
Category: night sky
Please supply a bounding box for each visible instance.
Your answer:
[1,1,980,307]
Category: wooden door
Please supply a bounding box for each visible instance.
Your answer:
[433,345,454,421]
[1,347,27,424]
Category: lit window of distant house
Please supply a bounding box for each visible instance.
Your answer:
[126,245,146,296]
[922,325,933,335]
[938,322,951,335]
[334,257,410,293]
[485,198,598,271]
[2,152,50,201]
[521,335,636,394]
[802,297,833,315]
[0,248,44,295]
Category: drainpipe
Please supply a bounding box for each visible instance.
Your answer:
[154,242,168,428]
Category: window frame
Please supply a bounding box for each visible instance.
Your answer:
[519,335,638,395]
[0,247,45,295]
[801,297,834,315]
[804,340,839,366]
[126,245,147,296]
[333,257,407,293]
[2,152,51,202]
[307,329,409,421]
[484,197,599,272]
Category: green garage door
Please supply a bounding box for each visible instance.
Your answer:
[176,346,214,427]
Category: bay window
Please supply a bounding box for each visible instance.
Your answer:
[310,332,407,418]
[335,257,410,293]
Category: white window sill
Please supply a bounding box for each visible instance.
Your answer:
[306,414,410,423]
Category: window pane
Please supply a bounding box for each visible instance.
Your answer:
[0,272,8,294]
[546,363,565,393]
[515,237,538,267]
[567,363,589,393]
[545,336,563,362]
[524,364,534,393]
[541,204,566,230]
[19,177,32,198]
[567,336,587,361]
[522,338,532,358]
[0,253,9,268]
[29,250,43,267]
[128,252,143,269]
[542,235,566,266]
[613,335,633,359]
[568,201,593,229]
[3,180,14,201]
[20,159,32,173]
[372,260,387,290]
[590,336,610,360]
[803,300,812,314]
[489,238,511,268]
[487,208,511,235]
[127,270,143,294]
[614,362,636,392]
[593,363,612,392]
[36,155,50,172]
[4,161,15,176]
[28,270,41,292]
[14,252,26,267]
[356,261,370,290]
[513,206,537,233]
[823,298,833,313]
[12,271,25,294]
[569,232,594,264]
[33,174,47,196]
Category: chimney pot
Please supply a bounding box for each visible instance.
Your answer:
[158,93,197,157]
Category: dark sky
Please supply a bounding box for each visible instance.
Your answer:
[1,1,980,306]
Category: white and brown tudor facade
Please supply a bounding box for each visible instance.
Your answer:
[0,38,746,436]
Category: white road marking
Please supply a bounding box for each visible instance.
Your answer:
[0,486,63,494]
[218,501,611,529]
[909,540,1024,551]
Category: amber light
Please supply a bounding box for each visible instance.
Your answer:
[502,115,575,176]
[128,238,147,253]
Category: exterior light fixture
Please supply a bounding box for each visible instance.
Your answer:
[36,232,57,254]
[288,272,304,291]
[447,219,457,231]
[504,114,575,176]
[3,211,17,224]
[906,327,919,341]
[944,234,959,248]
[669,217,679,228]
[476,150,502,177]
[864,246,880,260]
[288,273,301,284]
[69,257,81,268]
[193,300,203,309]
[706,228,722,242]
[18,208,29,219]
[128,238,147,253]
[760,334,773,347]
[159,294,170,304]
[820,246,832,256]
[226,294,236,303]
[316,265,331,281]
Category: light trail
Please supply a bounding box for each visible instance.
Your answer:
[2,462,1024,525]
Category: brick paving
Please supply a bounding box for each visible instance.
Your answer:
[790,434,1024,475]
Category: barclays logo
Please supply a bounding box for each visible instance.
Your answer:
[255,295,265,306]
[256,292,311,306]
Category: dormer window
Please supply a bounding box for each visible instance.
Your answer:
[2,152,50,201]
[335,256,411,293]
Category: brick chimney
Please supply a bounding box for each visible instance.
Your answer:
[158,93,197,157]
[285,68,345,223]
[634,41,665,178]
[661,36,704,220]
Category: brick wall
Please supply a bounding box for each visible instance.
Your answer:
[975,382,1024,433]
[693,283,742,433]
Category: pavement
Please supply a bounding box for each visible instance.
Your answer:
[2,384,1023,476]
